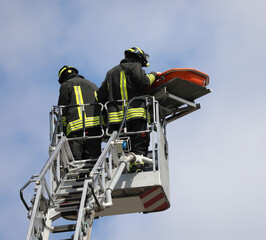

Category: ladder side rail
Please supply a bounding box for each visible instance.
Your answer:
[26,184,43,240]
[49,150,62,202]
[38,137,72,206]
[56,146,61,185]
[49,139,64,195]
[73,179,91,240]
[91,150,117,207]
[49,109,54,144]
[97,173,105,193]
[105,158,112,180]
[43,178,55,205]
[60,138,75,169]
[49,106,63,147]
[36,136,68,184]
[89,131,118,178]
[89,140,118,207]
[90,157,112,206]
[42,209,54,240]
[50,161,59,188]
[62,135,75,165]
[90,171,104,207]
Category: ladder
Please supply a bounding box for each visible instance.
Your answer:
[20,96,161,240]
[21,130,143,239]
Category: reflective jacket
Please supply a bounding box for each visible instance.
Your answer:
[58,73,100,136]
[97,59,157,124]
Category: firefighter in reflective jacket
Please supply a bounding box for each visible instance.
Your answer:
[97,47,160,171]
[58,66,101,160]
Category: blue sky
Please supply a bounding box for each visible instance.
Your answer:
[1,0,266,239]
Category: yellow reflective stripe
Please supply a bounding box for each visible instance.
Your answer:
[135,47,143,54]
[109,111,124,123]
[108,108,147,123]
[120,71,128,100]
[120,72,124,99]
[59,66,68,78]
[127,108,146,119]
[68,116,100,126]
[62,116,67,126]
[147,74,155,85]
[74,86,85,119]
[66,116,101,136]
[129,47,143,54]
[67,120,101,133]
[94,91,98,101]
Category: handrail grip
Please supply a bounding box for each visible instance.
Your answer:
[19,175,38,211]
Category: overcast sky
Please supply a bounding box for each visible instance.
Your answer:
[1,0,266,239]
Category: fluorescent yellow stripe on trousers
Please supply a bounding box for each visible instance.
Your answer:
[109,108,147,123]
[66,116,101,136]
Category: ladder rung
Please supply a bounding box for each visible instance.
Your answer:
[61,211,78,219]
[72,159,97,164]
[65,170,91,178]
[55,205,79,213]
[52,224,76,233]
[56,190,82,197]
[58,201,80,208]
[62,177,88,183]
[56,196,84,203]
[59,182,84,189]
[56,199,81,204]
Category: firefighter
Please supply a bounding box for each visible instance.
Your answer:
[58,66,102,160]
[97,47,160,172]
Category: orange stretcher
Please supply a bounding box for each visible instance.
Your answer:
[151,68,209,89]
[149,68,211,123]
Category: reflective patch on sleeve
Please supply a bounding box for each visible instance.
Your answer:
[147,74,155,85]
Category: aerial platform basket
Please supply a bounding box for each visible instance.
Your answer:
[96,122,170,217]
